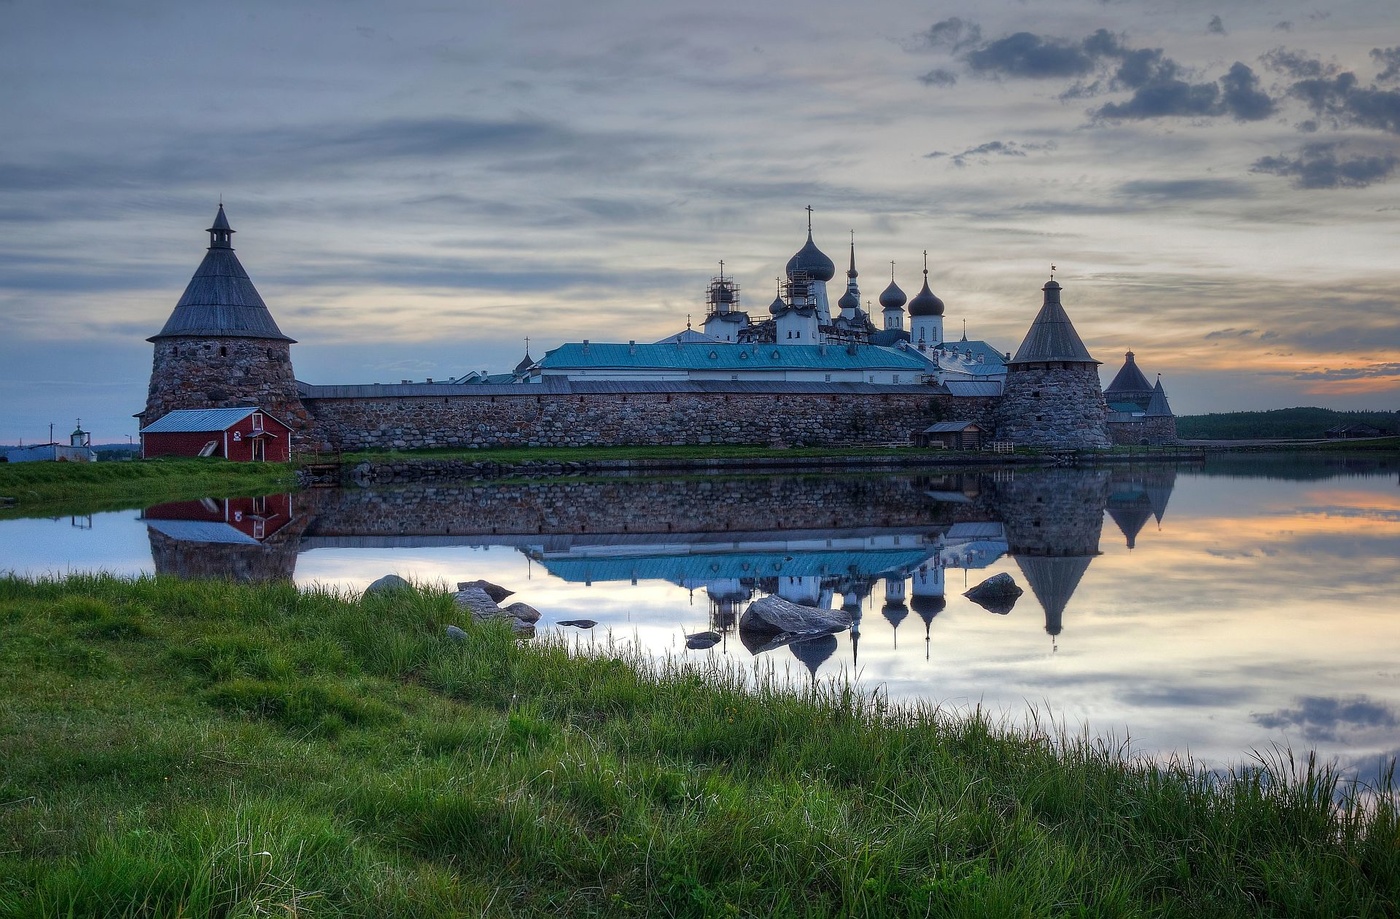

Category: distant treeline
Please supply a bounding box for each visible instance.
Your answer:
[1176,407,1400,440]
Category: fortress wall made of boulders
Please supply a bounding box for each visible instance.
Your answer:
[301,390,1002,452]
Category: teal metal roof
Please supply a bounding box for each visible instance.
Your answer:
[539,341,929,373]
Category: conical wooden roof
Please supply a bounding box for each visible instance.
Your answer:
[150,205,293,342]
[1009,280,1095,365]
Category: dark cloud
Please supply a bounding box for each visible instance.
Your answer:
[1275,21,1293,32]
[1261,48,1334,80]
[1095,61,1273,121]
[1253,141,1400,188]
[917,69,957,87]
[1288,72,1400,134]
[1254,695,1400,743]
[1117,178,1256,201]
[1219,62,1277,120]
[929,26,1276,124]
[1095,79,1222,119]
[1208,15,1226,36]
[967,32,1098,79]
[1374,47,1400,84]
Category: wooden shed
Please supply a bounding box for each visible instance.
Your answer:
[140,407,292,461]
[918,421,988,450]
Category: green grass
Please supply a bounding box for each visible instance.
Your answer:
[0,574,1396,917]
[0,458,295,519]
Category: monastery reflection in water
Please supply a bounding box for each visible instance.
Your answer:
[141,467,1180,672]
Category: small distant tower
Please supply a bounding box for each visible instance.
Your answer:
[836,235,861,323]
[702,264,749,342]
[69,421,89,449]
[880,262,907,332]
[140,205,309,434]
[907,251,945,351]
[994,276,1111,450]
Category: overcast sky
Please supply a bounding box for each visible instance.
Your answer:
[4,0,1399,442]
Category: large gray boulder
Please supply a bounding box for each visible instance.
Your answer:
[454,582,536,636]
[364,574,412,597]
[685,630,722,650]
[503,602,541,623]
[458,580,515,603]
[963,572,1023,615]
[739,595,852,638]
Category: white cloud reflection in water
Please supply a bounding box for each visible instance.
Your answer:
[2,458,1397,778]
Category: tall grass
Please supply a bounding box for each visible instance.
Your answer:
[0,574,1394,917]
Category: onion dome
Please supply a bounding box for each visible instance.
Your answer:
[907,275,944,317]
[768,293,788,315]
[879,279,906,310]
[837,288,860,312]
[785,231,835,282]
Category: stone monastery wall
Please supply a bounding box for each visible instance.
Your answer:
[298,474,987,539]
[302,389,1001,452]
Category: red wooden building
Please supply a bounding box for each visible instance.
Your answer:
[140,407,292,461]
[142,494,295,542]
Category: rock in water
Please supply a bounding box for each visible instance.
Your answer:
[685,630,722,650]
[557,619,598,629]
[503,602,541,623]
[738,595,853,636]
[963,572,1023,615]
[458,580,515,603]
[364,574,412,597]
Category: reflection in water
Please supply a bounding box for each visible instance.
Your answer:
[13,453,1399,774]
[140,466,1177,665]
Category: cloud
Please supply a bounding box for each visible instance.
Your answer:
[1253,141,1400,189]
[909,17,982,54]
[917,69,957,87]
[1254,695,1400,743]
[920,25,1276,124]
[928,140,1057,168]
[967,32,1097,79]
[1271,362,1400,382]
[1288,72,1400,134]
[1095,62,1273,121]
[1116,178,1256,202]
[1207,15,1226,36]
[1261,47,1335,80]
[1374,47,1400,84]
[1275,21,1293,32]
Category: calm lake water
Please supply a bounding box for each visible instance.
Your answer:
[4,453,1398,780]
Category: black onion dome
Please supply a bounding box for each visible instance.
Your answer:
[785,232,836,282]
[837,288,860,312]
[907,278,944,317]
[911,595,946,619]
[768,294,788,315]
[879,280,906,309]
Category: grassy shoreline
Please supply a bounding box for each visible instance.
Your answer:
[0,574,1394,917]
[0,459,296,519]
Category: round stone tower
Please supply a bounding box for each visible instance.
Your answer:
[140,205,310,435]
[994,278,1111,450]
